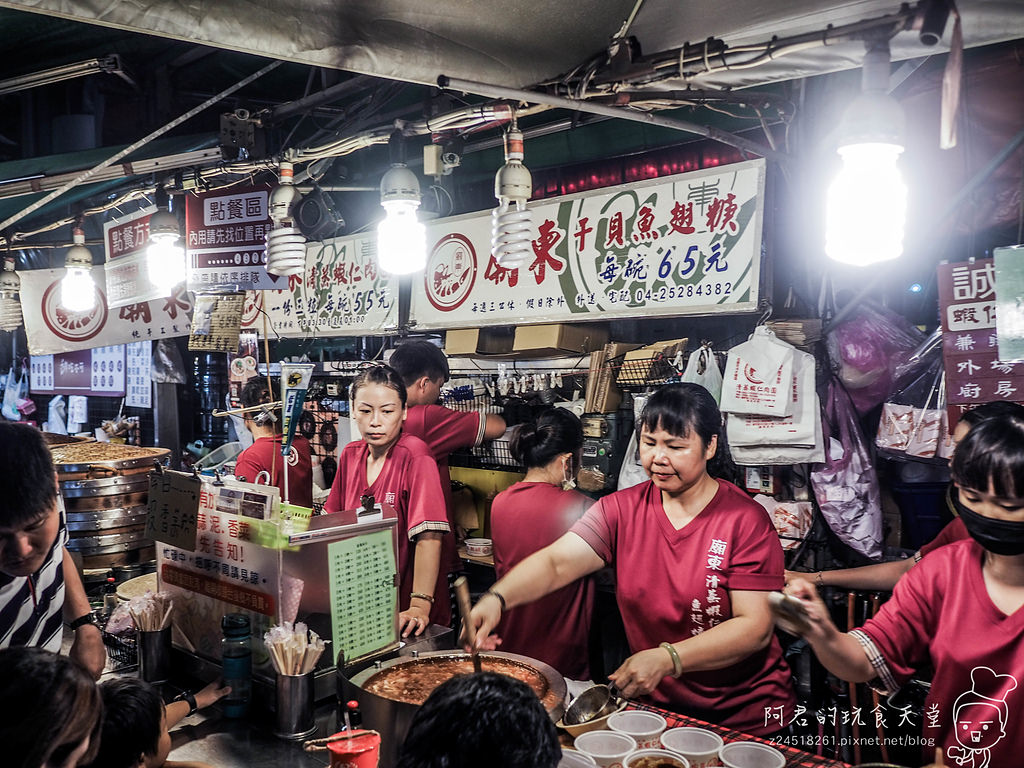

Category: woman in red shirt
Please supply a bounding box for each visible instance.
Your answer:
[324,365,451,636]
[490,407,593,679]
[468,383,795,736]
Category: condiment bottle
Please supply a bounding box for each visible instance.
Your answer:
[221,613,252,718]
[102,575,118,618]
[346,700,362,729]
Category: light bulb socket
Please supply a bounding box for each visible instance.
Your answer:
[149,208,181,241]
[495,161,532,202]
[837,90,905,150]
[65,243,93,270]
[380,164,421,205]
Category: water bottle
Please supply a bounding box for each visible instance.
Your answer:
[221,613,252,718]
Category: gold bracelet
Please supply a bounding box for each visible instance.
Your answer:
[659,642,683,678]
[410,591,435,604]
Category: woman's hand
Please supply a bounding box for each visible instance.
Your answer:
[608,647,675,698]
[195,680,231,710]
[463,592,503,652]
[399,604,431,637]
[783,577,840,643]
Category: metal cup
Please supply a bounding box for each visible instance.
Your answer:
[275,671,316,740]
[138,627,171,684]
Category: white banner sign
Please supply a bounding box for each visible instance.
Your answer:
[411,159,764,329]
[104,205,171,308]
[240,234,398,337]
[126,341,153,408]
[21,268,193,355]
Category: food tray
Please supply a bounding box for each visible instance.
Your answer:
[50,443,170,474]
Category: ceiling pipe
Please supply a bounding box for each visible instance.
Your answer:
[438,75,789,165]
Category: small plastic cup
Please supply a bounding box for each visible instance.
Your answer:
[326,730,381,768]
[559,750,599,767]
[718,741,786,768]
[608,710,667,750]
[574,730,638,768]
[624,748,691,768]
[660,727,725,768]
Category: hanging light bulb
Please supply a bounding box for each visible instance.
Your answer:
[146,187,186,296]
[60,223,96,313]
[265,160,306,277]
[0,257,22,332]
[377,130,426,275]
[492,121,533,268]
[825,38,907,267]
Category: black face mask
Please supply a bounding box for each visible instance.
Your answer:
[953,492,1024,556]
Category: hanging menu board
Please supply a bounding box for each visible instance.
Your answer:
[328,529,398,663]
[125,341,152,408]
[938,258,1024,424]
[30,345,126,397]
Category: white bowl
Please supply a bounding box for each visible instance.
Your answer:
[660,728,724,768]
[607,710,667,750]
[718,741,786,768]
[559,750,599,767]
[574,731,637,768]
[464,537,493,556]
[623,748,691,768]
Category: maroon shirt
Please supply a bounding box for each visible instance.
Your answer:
[918,517,968,558]
[403,405,485,574]
[324,433,452,625]
[491,482,594,679]
[571,479,795,735]
[234,435,314,508]
[855,539,1024,765]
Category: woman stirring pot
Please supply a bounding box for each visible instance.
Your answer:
[468,383,795,735]
[324,364,451,635]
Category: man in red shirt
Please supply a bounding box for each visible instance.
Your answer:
[234,377,314,508]
[389,340,506,589]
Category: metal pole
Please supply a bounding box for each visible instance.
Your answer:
[438,75,789,165]
[823,126,1024,334]
[0,60,282,233]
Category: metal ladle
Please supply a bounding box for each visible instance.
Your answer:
[561,683,621,726]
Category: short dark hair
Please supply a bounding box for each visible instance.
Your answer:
[351,364,407,407]
[83,677,164,768]
[0,423,57,528]
[240,376,277,409]
[389,340,450,386]
[0,646,102,768]
[951,415,1024,499]
[510,408,583,470]
[960,400,1024,428]
[639,382,738,483]
[397,672,560,768]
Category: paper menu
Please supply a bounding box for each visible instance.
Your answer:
[328,529,398,663]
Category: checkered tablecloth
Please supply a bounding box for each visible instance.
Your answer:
[626,702,852,768]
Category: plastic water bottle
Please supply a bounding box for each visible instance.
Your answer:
[221,613,252,718]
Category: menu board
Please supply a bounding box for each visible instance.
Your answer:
[938,258,1024,424]
[125,341,152,408]
[30,345,126,397]
[146,469,201,550]
[328,529,398,663]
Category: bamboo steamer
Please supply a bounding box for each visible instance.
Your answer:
[51,443,170,567]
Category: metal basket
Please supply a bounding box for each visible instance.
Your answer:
[102,630,138,671]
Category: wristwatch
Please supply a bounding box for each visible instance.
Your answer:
[66,613,98,631]
[175,690,198,717]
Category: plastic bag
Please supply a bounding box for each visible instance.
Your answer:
[826,303,923,415]
[617,395,649,490]
[1,364,27,421]
[876,333,948,459]
[46,395,68,435]
[728,349,817,448]
[680,343,723,403]
[810,380,884,560]
[152,338,186,384]
[754,494,813,551]
[720,326,794,417]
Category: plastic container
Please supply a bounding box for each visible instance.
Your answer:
[221,613,252,718]
[195,441,243,473]
[718,741,786,768]
[574,731,637,768]
[660,727,724,768]
[624,749,690,768]
[607,710,667,750]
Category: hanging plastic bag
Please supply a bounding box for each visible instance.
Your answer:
[680,343,724,403]
[46,395,68,435]
[728,349,817,449]
[876,333,947,459]
[720,326,794,417]
[1,364,26,421]
[810,380,884,560]
[753,495,814,551]
[617,394,649,490]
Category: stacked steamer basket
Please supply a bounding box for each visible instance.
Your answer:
[50,442,170,569]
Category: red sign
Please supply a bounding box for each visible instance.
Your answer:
[30,346,126,397]
[162,563,275,615]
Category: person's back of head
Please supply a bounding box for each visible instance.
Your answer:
[0,646,102,768]
[240,376,277,410]
[0,422,57,529]
[389,340,450,388]
[396,672,560,768]
[960,400,1024,428]
[510,407,583,470]
[82,677,165,768]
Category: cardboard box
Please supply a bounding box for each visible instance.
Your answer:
[444,328,515,356]
[616,337,688,386]
[512,323,609,357]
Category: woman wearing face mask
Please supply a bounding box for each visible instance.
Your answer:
[467,383,795,736]
[324,365,451,636]
[784,414,1024,765]
[489,408,594,679]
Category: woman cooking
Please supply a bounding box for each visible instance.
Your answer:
[467,383,795,735]
[324,364,451,636]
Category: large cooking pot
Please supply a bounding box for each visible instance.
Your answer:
[341,650,566,768]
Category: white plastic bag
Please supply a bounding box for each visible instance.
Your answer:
[46,396,68,435]
[727,349,817,448]
[720,326,794,417]
[1,365,26,421]
[617,395,648,490]
[680,343,723,403]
